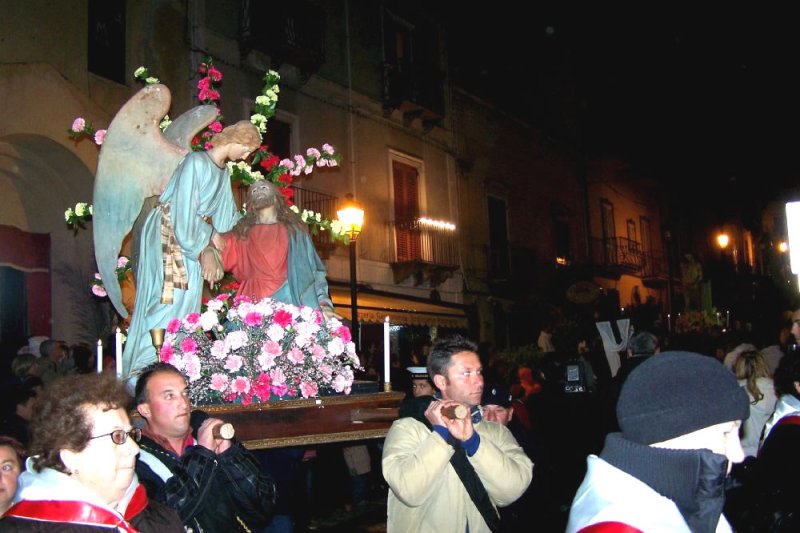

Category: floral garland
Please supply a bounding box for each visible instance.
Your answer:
[90,256,133,298]
[162,295,360,404]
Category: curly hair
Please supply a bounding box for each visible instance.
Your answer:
[733,350,770,403]
[28,372,131,474]
[210,120,261,151]
[427,335,479,381]
[230,179,306,241]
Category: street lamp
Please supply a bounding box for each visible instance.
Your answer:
[337,194,365,348]
[716,233,730,249]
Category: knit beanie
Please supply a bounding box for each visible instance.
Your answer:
[617,351,749,445]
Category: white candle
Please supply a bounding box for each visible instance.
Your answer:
[384,316,390,384]
[115,328,123,379]
[667,313,671,332]
[726,310,730,329]
[96,339,103,374]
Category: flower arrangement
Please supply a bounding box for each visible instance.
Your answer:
[161,296,360,405]
[674,309,718,334]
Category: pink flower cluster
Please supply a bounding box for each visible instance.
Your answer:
[160,295,360,405]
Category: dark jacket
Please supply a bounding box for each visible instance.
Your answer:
[135,434,276,532]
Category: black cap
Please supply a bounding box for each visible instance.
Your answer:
[481,383,513,407]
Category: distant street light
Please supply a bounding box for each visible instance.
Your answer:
[717,233,730,249]
[778,241,788,253]
[337,194,365,348]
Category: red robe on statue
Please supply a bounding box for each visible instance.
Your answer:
[221,224,289,300]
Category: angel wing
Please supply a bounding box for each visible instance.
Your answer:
[93,83,218,317]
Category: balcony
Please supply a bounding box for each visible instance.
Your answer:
[244,2,325,77]
[590,237,668,284]
[591,237,642,276]
[382,61,445,130]
[389,218,458,286]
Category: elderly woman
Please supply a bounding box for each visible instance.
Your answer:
[0,436,24,516]
[0,373,182,531]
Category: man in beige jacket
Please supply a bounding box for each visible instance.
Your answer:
[382,335,533,532]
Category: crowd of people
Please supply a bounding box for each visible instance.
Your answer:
[3,308,800,531]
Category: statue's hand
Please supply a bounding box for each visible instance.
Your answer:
[200,247,223,284]
[321,305,340,323]
[211,231,226,252]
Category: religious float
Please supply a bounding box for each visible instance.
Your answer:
[81,60,403,449]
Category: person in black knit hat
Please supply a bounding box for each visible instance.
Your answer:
[566,351,750,533]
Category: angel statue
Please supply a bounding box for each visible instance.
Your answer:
[211,179,336,321]
[93,82,260,384]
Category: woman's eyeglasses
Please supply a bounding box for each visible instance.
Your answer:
[89,428,142,445]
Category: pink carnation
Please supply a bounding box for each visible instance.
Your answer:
[271,382,288,398]
[310,344,327,363]
[273,309,293,328]
[204,141,213,151]
[179,337,198,354]
[244,312,263,327]
[94,129,107,145]
[337,326,352,344]
[232,376,251,394]
[159,343,175,363]
[91,285,107,298]
[166,318,181,334]
[197,77,210,91]
[253,373,271,401]
[208,66,223,82]
[71,118,85,132]
[225,354,244,372]
[209,120,223,133]
[116,256,129,268]
[300,381,318,399]
[288,347,305,365]
[210,373,229,392]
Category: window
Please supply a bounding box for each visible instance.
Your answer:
[88,0,126,83]
[393,160,421,262]
[488,196,510,278]
[640,216,652,255]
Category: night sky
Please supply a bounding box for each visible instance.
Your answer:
[447,6,800,210]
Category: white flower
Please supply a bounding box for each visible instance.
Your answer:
[88,205,93,215]
[199,310,219,331]
[330,220,343,235]
[255,95,269,106]
[250,114,267,133]
[267,323,286,342]
[159,115,172,131]
[210,340,227,359]
[64,208,74,222]
[75,203,87,217]
[225,330,249,351]
[207,299,224,313]
[290,205,300,214]
[327,337,345,356]
[145,76,159,84]
[134,66,147,78]
[315,212,321,222]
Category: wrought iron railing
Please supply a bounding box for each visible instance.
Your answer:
[291,186,337,247]
[389,218,458,266]
[591,237,667,278]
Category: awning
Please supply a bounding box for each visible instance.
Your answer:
[329,285,468,329]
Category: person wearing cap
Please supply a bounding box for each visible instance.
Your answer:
[407,367,435,398]
[566,351,750,533]
[382,335,532,533]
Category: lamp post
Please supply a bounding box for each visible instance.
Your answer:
[337,194,364,348]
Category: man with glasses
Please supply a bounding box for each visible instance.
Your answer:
[133,362,276,532]
[382,335,532,532]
